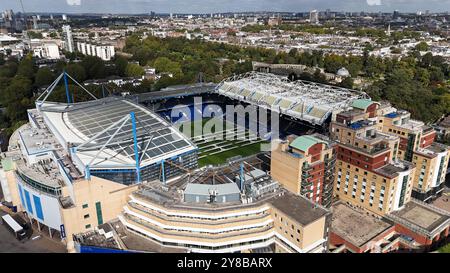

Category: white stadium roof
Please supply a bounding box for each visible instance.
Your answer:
[216,72,369,125]
[38,97,196,169]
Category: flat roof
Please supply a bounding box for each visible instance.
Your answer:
[184,183,240,196]
[269,191,329,226]
[388,200,450,234]
[431,191,450,214]
[331,203,393,247]
[18,128,56,155]
[374,160,415,178]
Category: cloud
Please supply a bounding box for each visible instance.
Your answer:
[1,0,449,14]
[66,0,81,6]
[367,0,382,6]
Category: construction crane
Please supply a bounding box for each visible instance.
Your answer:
[18,0,32,50]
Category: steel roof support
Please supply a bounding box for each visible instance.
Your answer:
[35,71,97,107]
[63,70,71,104]
[130,112,141,183]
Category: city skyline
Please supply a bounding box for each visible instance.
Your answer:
[0,0,449,15]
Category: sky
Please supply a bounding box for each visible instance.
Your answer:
[0,0,449,14]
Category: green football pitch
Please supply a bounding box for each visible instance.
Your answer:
[176,118,268,167]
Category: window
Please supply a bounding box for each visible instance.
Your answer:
[85,224,91,229]
[82,204,88,209]
[83,214,90,219]
[96,201,103,225]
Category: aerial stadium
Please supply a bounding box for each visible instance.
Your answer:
[0,71,374,252]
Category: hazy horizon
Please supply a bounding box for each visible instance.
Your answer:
[0,0,449,15]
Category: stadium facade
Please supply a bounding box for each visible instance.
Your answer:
[0,73,198,251]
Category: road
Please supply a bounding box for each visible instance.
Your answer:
[0,214,67,253]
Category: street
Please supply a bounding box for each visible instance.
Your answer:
[0,216,66,253]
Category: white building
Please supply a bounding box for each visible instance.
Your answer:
[76,41,115,61]
[62,25,74,53]
[310,10,319,24]
[33,43,60,59]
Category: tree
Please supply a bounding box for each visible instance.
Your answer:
[429,66,444,83]
[420,52,433,68]
[324,54,345,74]
[414,41,429,52]
[81,55,106,79]
[114,56,128,77]
[339,77,354,89]
[125,63,144,77]
[152,57,183,78]
[35,67,55,87]
[16,54,35,80]
[1,76,33,123]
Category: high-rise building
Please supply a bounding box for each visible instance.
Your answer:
[393,10,400,19]
[32,16,38,29]
[62,25,74,53]
[271,134,336,208]
[310,10,319,24]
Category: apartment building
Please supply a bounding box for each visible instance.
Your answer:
[379,107,450,202]
[76,41,115,61]
[330,99,416,216]
[271,134,336,207]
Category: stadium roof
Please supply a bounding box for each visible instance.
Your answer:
[38,97,196,169]
[216,72,369,125]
